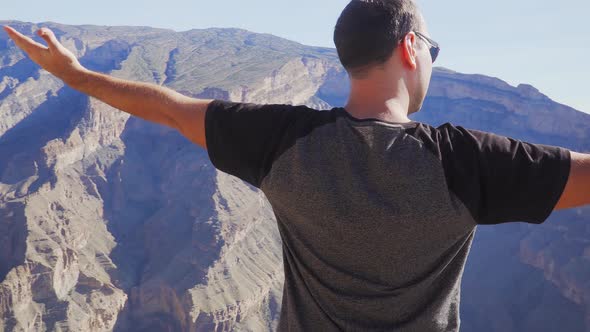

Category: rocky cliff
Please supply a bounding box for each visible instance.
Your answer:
[0,21,588,332]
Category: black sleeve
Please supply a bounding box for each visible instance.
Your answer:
[438,123,571,225]
[204,99,315,188]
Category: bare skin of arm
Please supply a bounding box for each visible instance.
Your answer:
[70,70,212,149]
[3,25,211,149]
[555,151,590,210]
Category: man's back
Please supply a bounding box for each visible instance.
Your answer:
[204,100,571,331]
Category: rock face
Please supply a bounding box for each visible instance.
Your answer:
[0,21,588,332]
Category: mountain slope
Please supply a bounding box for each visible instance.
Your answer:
[0,21,588,332]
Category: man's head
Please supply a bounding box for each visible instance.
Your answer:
[334,0,436,115]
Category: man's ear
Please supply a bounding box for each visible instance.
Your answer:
[402,32,418,70]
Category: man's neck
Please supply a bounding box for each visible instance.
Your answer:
[343,65,415,123]
[345,86,412,123]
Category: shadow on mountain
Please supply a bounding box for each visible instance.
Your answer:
[0,58,42,100]
[0,202,27,282]
[79,40,132,73]
[0,86,88,191]
[315,67,349,107]
[461,220,586,332]
[93,116,223,331]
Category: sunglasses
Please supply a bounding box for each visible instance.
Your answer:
[413,31,440,63]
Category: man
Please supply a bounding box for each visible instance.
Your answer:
[3,0,589,331]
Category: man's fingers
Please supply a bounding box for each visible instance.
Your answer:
[37,28,60,50]
[2,25,84,83]
[3,25,49,55]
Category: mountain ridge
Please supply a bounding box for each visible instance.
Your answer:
[0,21,588,332]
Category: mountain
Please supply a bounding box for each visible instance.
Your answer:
[0,21,589,332]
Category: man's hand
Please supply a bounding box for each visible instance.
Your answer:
[3,26,88,86]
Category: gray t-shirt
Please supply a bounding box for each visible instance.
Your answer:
[204,100,571,331]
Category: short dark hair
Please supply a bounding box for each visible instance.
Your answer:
[334,0,422,78]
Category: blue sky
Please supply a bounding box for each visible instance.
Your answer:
[2,0,589,113]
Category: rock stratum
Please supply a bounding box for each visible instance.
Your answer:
[0,21,589,332]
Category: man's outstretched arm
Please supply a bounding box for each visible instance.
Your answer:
[3,26,211,149]
[69,69,212,149]
[555,151,590,210]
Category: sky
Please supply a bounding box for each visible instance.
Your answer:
[2,0,589,113]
